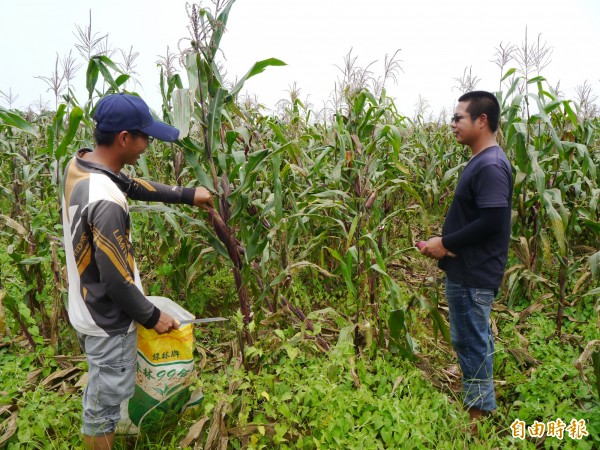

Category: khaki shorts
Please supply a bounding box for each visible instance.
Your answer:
[78,330,137,436]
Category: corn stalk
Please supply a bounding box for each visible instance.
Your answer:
[169,1,284,340]
[502,75,599,336]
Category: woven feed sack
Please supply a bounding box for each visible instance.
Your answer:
[118,296,202,434]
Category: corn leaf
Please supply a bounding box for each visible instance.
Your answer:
[182,146,214,191]
[172,88,194,138]
[229,58,287,99]
[207,87,227,154]
[0,109,38,136]
[85,59,100,98]
[501,67,517,82]
[56,106,84,159]
[542,195,566,257]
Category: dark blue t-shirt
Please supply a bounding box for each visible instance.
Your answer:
[439,146,513,288]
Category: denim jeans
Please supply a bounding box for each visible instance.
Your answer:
[445,277,497,411]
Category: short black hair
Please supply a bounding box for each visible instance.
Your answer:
[94,127,117,146]
[458,91,500,132]
[93,129,147,146]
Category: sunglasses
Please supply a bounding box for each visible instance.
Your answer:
[450,114,466,123]
[127,130,154,143]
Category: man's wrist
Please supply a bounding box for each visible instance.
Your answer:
[181,187,196,206]
[440,237,450,257]
[142,306,161,329]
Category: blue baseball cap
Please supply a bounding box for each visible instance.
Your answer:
[94,93,180,142]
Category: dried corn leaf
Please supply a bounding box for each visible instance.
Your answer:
[350,367,361,388]
[195,346,207,371]
[26,368,43,385]
[440,364,462,393]
[514,330,529,348]
[564,315,588,323]
[491,316,499,338]
[443,364,461,377]
[41,367,81,391]
[204,400,228,450]
[54,355,86,363]
[574,340,600,372]
[518,294,552,324]
[491,303,519,318]
[513,237,530,266]
[179,416,208,448]
[390,376,404,396]
[0,411,18,447]
[75,372,88,388]
[561,334,583,345]
[507,348,541,367]
[228,424,275,438]
[572,272,591,295]
[0,406,15,415]
[0,214,27,237]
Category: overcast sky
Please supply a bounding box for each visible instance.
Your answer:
[1,0,599,117]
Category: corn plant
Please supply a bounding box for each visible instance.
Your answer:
[1,7,598,369]
[0,117,57,348]
[158,1,286,347]
[500,73,599,336]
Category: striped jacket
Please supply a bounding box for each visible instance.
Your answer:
[61,149,195,336]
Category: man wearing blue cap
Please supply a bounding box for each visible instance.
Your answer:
[61,93,212,449]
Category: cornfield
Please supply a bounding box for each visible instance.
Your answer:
[0,1,598,448]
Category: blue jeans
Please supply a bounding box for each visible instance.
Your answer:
[445,278,497,412]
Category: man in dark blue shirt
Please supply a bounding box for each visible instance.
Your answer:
[420,91,513,431]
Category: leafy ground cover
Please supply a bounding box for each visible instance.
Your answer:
[1,272,598,448]
[1,1,599,448]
